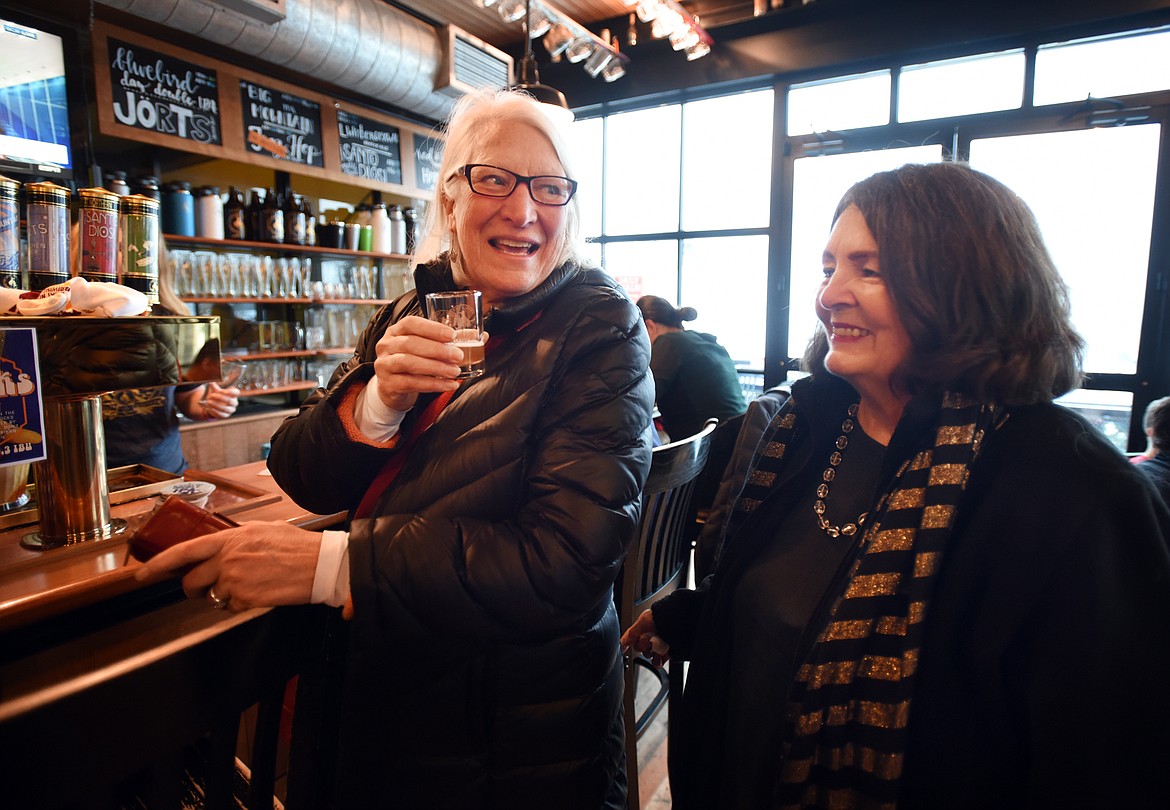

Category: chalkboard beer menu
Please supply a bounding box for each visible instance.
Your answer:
[239,80,325,167]
[337,110,403,185]
[413,133,444,192]
[107,38,221,145]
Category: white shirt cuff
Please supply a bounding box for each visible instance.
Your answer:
[311,530,351,608]
[353,382,409,442]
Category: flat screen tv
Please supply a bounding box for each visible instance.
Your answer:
[0,18,72,179]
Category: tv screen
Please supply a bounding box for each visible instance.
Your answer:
[0,19,72,178]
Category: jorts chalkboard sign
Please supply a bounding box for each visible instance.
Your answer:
[413,133,444,192]
[106,37,221,145]
[239,80,325,167]
[337,109,402,185]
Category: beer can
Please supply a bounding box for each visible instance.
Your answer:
[78,187,121,284]
[25,181,70,292]
[0,176,20,289]
[119,193,160,304]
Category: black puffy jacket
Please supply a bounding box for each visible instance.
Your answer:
[269,258,655,809]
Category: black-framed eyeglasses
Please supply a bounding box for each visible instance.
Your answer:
[458,164,578,206]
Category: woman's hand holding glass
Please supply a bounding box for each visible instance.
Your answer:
[372,315,469,412]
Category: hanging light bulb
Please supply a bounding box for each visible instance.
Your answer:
[564,36,595,64]
[684,39,711,60]
[543,22,574,57]
[497,0,526,23]
[528,5,553,37]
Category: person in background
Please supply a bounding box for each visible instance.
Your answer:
[636,295,745,442]
[1136,396,1170,504]
[1130,395,1170,465]
[623,162,1170,809]
[136,88,655,809]
[68,223,239,473]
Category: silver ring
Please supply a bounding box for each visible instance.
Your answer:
[208,586,229,610]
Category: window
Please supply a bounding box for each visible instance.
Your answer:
[969,124,1161,375]
[603,105,681,236]
[787,71,890,136]
[584,88,774,369]
[898,50,1025,122]
[1035,26,1170,106]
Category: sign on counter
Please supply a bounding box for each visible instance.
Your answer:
[106,37,222,145]
[413,133,444,192]
[239,80,325,167]
[337,109,403,185]
[0,328,47,468]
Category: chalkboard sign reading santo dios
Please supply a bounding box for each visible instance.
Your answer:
[107,37,221,145]
[337,110,402,185]
[240,80,325,167]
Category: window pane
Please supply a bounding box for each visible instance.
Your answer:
[898,50,1024,122]
[1035,27,1170,106]
[602,239,679,303]
[969,125,1161,374]
[788,146,942,359]
[787,71,891,136]
[681,235,770,368]
[604,105,681,235]
[1056,389,1133,453]
[681,90,774,231]
[567,116,603,239]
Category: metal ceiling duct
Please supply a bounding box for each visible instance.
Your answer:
[96,0,458,121]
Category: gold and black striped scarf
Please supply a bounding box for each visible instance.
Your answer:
[729,391,1006,809]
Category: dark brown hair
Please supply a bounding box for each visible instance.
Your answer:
[803,162,1084,405]
[637,295,697,329]
[1145,396,1170,450]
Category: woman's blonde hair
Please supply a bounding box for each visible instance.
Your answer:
[413,88,588,272]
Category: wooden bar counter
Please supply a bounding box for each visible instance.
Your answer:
[0,461,347,810]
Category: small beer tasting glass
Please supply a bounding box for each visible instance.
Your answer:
[425,290,485,380]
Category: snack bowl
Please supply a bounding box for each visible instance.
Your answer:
[158,480,216,510]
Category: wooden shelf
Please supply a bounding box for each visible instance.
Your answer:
[238,382,319,398]
[165,234,411,262]
[224,348,354,360]
[182,296,389,306]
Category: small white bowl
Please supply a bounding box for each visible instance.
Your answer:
[159,480,216,510]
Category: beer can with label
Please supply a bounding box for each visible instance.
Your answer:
[0,176,20,288]
[120,193,160,304]
[78,187,121,284]
[25,181,70,291]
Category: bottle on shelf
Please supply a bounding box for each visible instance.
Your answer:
[389,205,407,255]
[263,188,285,244]
[403,207,418,255]
[132,175,161,201]
[225,186,247,240]
[370,203,391,253]
[247,188,265,241]
[162,181,195,237]
[301,196,316,246]
[104,170,130,197]
[195,186,224,240]
[285,192,306,246]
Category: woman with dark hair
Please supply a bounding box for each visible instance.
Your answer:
[623,162,1170,808]
[636,294,745,441]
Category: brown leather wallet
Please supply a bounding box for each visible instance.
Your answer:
[128,494,239,562]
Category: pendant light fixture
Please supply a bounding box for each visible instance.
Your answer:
[513,0,575,124]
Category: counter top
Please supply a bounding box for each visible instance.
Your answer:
[0,460,345,635]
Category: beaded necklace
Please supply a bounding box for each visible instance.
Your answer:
[812,402,868,538]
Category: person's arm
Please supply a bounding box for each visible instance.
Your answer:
[175,383,240,421]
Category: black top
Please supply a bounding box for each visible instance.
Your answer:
[1138,453,1170,510]
[724,422,885,809]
